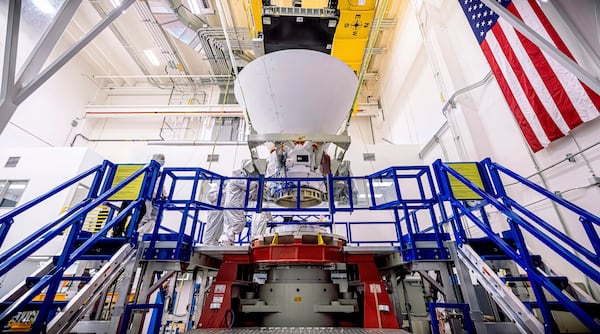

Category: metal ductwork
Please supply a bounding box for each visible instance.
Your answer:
[146,0,256,77]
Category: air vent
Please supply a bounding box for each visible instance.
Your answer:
[207,154,219,162]
[363,153,375,161]
[4,157,20,168]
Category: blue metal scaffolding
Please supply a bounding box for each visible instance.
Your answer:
[0,158,599,333]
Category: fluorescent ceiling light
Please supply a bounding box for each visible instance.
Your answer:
[9,184,27,190]
[187,0,202,14]
[144,49,160,66]
[32,0,56,14]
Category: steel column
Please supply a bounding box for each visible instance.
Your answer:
[13,0,136,105]
[15,0,83,89]
[0,0,21,132]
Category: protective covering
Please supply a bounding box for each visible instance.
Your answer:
[218,169,249,245]
[203,183,223,245]
[234,49,358,134]
[266,149,280,178]
[251,211,272,238]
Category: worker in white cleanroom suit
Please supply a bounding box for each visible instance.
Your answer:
[114,153,166,237]
[251,210,272,238]
[218,169,249,245]
[203,183,223,245]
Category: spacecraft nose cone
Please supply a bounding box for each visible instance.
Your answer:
[234,49,358,134]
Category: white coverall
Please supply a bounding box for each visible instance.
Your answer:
[203,183,223,245]
[218,169,248,245]
[251,211,272,238]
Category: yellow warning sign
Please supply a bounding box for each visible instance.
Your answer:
[293,296,302,302]
[447,163,485,200]
[108,164,145,201]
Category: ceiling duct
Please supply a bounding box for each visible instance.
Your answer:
[146,0,255,78]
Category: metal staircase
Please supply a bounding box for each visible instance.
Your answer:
[433,158,600,333]
[0,160,160,333]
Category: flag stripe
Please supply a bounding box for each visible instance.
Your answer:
[512,0,600,120]
[482,38,546,151]
[498,10,582,130]
[510,29,583,129]
[526,0,600,113]
[457,0,600,152]
[491,21,564,140]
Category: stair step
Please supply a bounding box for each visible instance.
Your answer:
[523,301,600,317]
[466,236,517,257]
[501,276,569,289]
[480,254,542,266]
[74,237,127,256]
[77,255,114,261]
[25,275,91,288]
[0,301,69,311]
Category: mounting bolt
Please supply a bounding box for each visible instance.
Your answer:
[566,153,576,162]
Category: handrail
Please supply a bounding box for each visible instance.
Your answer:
[0,161,160,326]
[438,162,600,284]
[154,165,442,256]
[0,199,91,264]
[485,159,600,225]
[0,163,104,222]
[0,163,156,277]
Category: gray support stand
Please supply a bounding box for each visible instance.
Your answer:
[106,247,147,334]
[453,244,544,334]
[124,261,178,333]
[449,243,490,334]
[46,244,138,334]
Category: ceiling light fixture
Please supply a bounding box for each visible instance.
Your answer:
[109,0,122,7]
[32,0,56,14]
[372,181,393,187]
[144,49,160,66]
[187,0,202,15]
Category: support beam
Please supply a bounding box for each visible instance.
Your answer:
[480,0,600,96]
[0,0,22,132]
[13,0,136,105]
[15,0,83,89]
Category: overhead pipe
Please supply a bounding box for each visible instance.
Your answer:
[418,71,493,160]
[215,0,255,131]
[70,133,164,147]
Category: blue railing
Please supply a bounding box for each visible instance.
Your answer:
[3,157,600,331]
[0,160,160,331]
[147,165,447,260]
[433,158,600,333]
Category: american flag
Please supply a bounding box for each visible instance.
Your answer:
[458,0,600,152]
